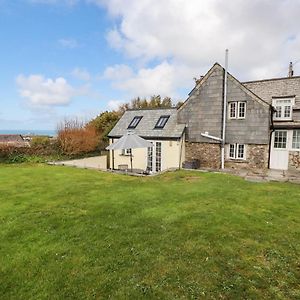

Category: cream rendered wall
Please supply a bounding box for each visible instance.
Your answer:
[109,136,185,172]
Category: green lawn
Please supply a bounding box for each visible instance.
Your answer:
[0,165,299,299]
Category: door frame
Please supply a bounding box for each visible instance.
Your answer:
[270,130,290,170]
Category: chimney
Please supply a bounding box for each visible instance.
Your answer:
[288,62,294,77]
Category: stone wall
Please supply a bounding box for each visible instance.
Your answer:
[289,151,300,169]
[185,142,221,169]
[185,142,269,171]
[225,144,269,172]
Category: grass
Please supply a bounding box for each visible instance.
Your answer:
[0,164,299,299]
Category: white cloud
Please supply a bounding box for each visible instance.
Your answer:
[103,61,195,99]
[16,74,78,107]
[58,38,80,49]
[71,68,91,81]
[107,99,123,110]
[100,0,300,81]
[103,64,133,81]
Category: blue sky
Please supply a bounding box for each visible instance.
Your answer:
[1,0,300,130]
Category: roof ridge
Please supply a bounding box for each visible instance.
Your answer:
[126,107,177,111]
[243,76,300,84]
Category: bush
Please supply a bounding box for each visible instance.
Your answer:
[57,119,99,155]
[0,143,63,164]
[30,136,51,147]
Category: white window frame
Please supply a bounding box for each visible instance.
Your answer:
[228,143,246,160]
[228,101,246,119]
[229,143,236,159]
[292,129,300,150]
[272,98,294,121]
[273,130,288,149]
[155,142,162,172]
[238,102,246,119]
[228,102,237,119]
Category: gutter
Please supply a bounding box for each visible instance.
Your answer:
[178,130,185,169]
[268,106,275,169]
[221,49,229,169]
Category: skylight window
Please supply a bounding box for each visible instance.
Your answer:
[128,116,142,129]
[155,115,170,129]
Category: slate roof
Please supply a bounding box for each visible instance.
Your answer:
[273,121,300,129]
[108,108,185,139]
[0,134,24,143]
[243,76,300,107]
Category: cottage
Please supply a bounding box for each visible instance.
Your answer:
[107,108,185,173]
[108,62,300,173]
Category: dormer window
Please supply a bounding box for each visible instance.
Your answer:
[228,102,246,119]
[272,98,294,120]
[155,115,170,129]
[128,116,142,129]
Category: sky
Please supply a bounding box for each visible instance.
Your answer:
[1,0,300,130]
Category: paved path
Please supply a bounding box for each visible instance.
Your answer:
[50,156,107,170]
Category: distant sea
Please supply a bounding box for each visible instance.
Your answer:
[0,129,56,137]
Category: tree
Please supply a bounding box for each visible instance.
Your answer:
[161,96,172,107]
[88,111,121,147]
[57,118,99,155]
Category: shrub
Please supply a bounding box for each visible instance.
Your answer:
[57,119,99,155]
[30,136,51,147]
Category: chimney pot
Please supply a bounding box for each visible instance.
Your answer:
[288,62,294,77]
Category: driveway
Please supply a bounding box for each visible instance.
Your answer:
[51,155,107,170]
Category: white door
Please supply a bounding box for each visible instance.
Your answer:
[270,130,289,170]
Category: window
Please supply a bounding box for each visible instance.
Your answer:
[147,147,153,172]
[229,144,236,159]
[292,130,300,149]
[155,142,162,172]
[229,102,237,119]
[228,143,246,159]
[237,144,245,159]
[274,131,287,149]
[228,102,246,119]
[238,102,246,119]
[272,98,294,120]
[154,115,170,129]
[122,148,132,155]
[128,116,142,129]
[275,106,282,118]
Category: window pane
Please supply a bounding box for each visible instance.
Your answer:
[275,99,291,105]
[284,106,291,118]
[128,116,142,129]
[229,144,235,158]
[155,116,170,129]
[229,102,236,118]
[147,147,153,171]
[275,106,282,118]
[237,144,245,159]
[155,142,162,172]
[274,131,287,149]
[292,130,300,149]
[238,102,246,118]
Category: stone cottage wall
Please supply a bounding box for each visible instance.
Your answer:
[225,144,269,172]
[289,151,300,170]
[185,142,269,171]
[185,142,221,169]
